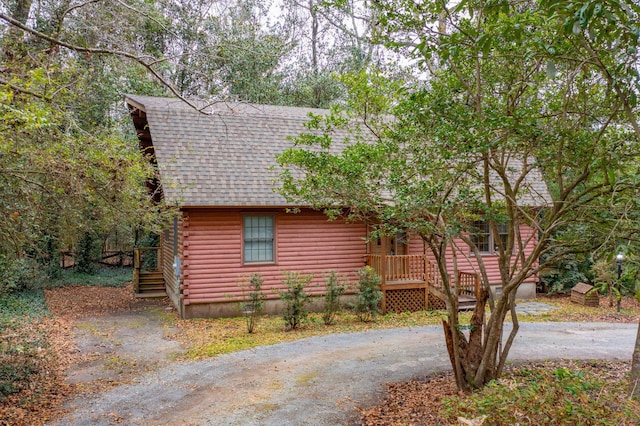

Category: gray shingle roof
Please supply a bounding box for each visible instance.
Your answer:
[125,94,551,208]
[126,94,328,207]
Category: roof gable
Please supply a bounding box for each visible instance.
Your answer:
[126,94,330,207]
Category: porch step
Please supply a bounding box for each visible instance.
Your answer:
[139,284,165,291]
[139,272,163,279]
[135,291,166,298]
[136,270,165,297]
[428,287,477,311]
[458,295,477,311]
[139,278,164,285]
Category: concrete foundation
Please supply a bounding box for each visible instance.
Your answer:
[490,282,537,301]
[182,295,358,319]
[175,284,537,319]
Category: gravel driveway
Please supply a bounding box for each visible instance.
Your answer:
[51,321,636,426]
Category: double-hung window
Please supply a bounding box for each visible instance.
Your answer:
[243,215,275,263]
[470,221,508,254]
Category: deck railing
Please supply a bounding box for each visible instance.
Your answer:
[457,270,480,298]
[427,260,443,289]
[367,254,480,296]
[134,247,161,272]
[367,254,426,283]
[427,263,479,298]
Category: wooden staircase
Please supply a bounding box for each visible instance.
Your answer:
[133,248,166,298]
[428,286,478,311]
[457,295,477,311]
[136,270,166,297]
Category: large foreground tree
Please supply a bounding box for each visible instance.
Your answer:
[278,0,640,391]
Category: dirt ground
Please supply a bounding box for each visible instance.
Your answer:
[41,285,182,411]
[39,286,640,425]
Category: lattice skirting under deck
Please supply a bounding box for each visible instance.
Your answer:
[384,288,427,313]
[427,292,447,310]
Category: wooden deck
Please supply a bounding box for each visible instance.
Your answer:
[366,254,480,312]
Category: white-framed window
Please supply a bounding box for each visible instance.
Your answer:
[470,221,508,254]
[243,215,275,263]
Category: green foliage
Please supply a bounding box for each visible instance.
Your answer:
[541,253,592,294]
[352,266,382,322]
[48,267,132,288]
[592,258,620,304]
[136,232,160,248]
[240,273,265,334]
[0,290,49,323]
[42,235,62,280]
[0,290,50,408]
[75,232,101,275]
[137,233,160,270]
[0,257,46,297]
[0,359,37,399]
[441,362,640,425]
[322,270,347,325]
[278,271,313,330]
[590,250,640,309]
[0,0,170,291]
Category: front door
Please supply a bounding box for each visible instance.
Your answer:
[368,227,408,280]
[368,227,407,256]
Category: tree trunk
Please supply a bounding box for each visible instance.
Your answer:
[631,319,640,398]
[11,0,32,24]
[2,0,33,59]
[442,287,489,390]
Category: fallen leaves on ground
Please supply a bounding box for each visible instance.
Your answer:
[1,283,169,425]
[360,360,640,425]
[45,282,137,319]
[4,286,640,426]
[525,295,640,323]
[0,317,75,426]
[359,374,458,426]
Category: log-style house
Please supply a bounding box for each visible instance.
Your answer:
[125,95,547,319]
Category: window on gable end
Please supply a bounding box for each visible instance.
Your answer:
[243,215,275,263]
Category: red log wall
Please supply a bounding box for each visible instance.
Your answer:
[405,227,538,285]
[179,208,367,305]
[176,209,537,314]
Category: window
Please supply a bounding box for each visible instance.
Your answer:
[470,221,508,254]
[243,215,275,263]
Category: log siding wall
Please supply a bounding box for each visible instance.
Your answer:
[170,210,537,317]
[161,218,182,312]
[179,208,367,305]
[403,226,538,285]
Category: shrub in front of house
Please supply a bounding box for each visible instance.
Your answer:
[322,270,347,325]
[240,273,265,334]
[278,271,313,330]
[352,266,382,322]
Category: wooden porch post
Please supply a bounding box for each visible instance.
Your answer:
[380,235,387,313]
[424,254,429,310]
[133,248,140,294]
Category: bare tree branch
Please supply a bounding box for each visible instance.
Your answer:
[0,12,210,112]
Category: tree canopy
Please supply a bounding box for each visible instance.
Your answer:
[0,0,384,287]
[2,0,640,392]
[277,0,640,390]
